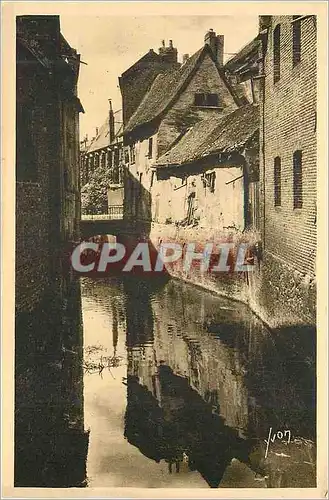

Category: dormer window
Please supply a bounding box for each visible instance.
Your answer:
[194,93,219,107]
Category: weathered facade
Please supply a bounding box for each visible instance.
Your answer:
[247,15,317,327]
[122,32,250,223]
[16,15,84,316]
[15,15,88,486]
[119,20,317,328]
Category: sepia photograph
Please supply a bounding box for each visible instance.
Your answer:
[1,1,328,497]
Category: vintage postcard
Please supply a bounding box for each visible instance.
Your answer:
[1,1,328,498]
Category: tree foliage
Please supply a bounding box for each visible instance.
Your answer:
[81,165,111,215]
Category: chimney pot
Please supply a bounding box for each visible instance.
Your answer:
[204,30,224,67]
[96,127,99,136]
[169,39,173,48]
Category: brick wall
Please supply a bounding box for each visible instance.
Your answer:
[254,15,317,326]
[261,15,317,277]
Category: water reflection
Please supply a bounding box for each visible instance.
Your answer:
[15,277,89,487]
[82,276,316,488]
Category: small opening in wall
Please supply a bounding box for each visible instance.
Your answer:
[292,15,302,66]
[273,24,281,83]
[293,150,303,209]
[274,156,281,206]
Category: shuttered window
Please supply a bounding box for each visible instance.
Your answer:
[194,93,219,107]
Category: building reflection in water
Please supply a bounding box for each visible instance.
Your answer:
[121,278,316,488]
[15,277,89,487]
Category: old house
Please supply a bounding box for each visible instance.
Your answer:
[80,102,124,216]
[249,15,317,327]
[154,104,259,232]
[122,31,253,223]
[15,15,88,486]
[119,40,181,127]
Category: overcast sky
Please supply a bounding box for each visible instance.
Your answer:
[59,15,259,140]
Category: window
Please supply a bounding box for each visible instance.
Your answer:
[150,170,155,188]
[293,150,303,208]
[148,138,153,159]
[16,103,37,182]
[101,151,106,169]
[203,171,216,193]
[107,150,113,169]
[292,16,302,66]
[273,24,281,83]
[274,157,281,206]
[194,93,219,107]
[124,147,129,164]
[114,148,119,166]
[130,144,136,164]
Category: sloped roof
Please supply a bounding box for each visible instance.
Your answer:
[156,104,259,168]
[87,110,123,153]
[224,36,260,77]
[120,49,160,78]
[124,45,240,135]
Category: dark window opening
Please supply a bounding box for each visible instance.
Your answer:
[293,150,303,209]
[194,93,219,107]
[274,156,281,206]
[130,144,136,163]
[187,192,195,225]
[107,150,113,168]
[112,165,119,184]
[101,152,106,169]
[292,16,302,66]
[273,24,281,83]
[148,138,153,159]
[150,170,155,188]
[203,171,216,193]
[16,103,37,182]
[114,148,119,166]
[124,147,130,164]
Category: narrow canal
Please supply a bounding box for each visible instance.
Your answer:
[81,275,316,488]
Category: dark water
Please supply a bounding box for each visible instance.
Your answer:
[81,275,316,488]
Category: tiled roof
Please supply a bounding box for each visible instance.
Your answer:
[124,48,204,134]
[224,36,260,77]
[124,45,240,135]
[87,110,123,153]
[156,104,259,168]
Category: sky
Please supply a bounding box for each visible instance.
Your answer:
[59,15,259,140]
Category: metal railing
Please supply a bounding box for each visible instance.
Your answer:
[81,205,124,221]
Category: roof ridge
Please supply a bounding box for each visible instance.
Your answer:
[124,46,207,135]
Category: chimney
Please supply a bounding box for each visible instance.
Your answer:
[259,15,272,32]
[159,39,178,64]
[95,127,99,137]
[182,53,189,64]
[108,99,115,143]
[204,29,224,66]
